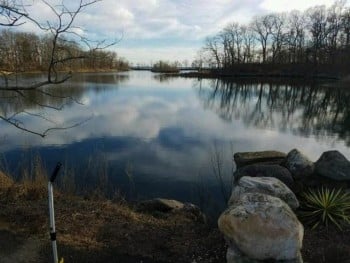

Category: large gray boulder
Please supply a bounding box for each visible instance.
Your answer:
[315,151,350,181]
[283,149,314,179]
[234,151,286,168]
[218,193,303,261]
[229,176,299,210]
[234,164,294,190]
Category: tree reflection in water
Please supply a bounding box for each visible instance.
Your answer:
[196,79,350,145]
[0,73,129,136]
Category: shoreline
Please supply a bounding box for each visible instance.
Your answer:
[1,146,350,262]
[1,68,130,75]
[171,71,341,81]
[0,171,225,262]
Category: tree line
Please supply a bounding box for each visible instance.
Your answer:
[0,29,129,73]
[200,1,350,70]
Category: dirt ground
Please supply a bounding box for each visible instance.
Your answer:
[1,171,349,263]
[0,176,226,263]
[302,224,350,263]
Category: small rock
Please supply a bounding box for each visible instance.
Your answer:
[315,151,350,181]
[234,151,286,168]
[218,193,303,261]
[234,164,294,190]
[229,176,299,210]
[181,203,207,223]
[136,198,184,213]
[283,149,314,179]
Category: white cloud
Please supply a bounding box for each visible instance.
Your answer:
[7,0,348,63]
[116,46,199,64]
[260,0,342,12]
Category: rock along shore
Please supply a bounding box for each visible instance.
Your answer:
[218,149,350,263]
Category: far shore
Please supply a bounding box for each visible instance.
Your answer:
[158,63,350,82]
[174,71,341,80]
[1,68,130,75]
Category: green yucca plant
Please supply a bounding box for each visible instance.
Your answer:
[299,187,350,230]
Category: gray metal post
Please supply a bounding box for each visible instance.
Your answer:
[48,163,62,263]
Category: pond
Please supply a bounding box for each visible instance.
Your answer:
[1,71,350,216]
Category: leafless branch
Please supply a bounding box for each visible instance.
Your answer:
[35,89,85,105]
[23,111,57,124]
[42,116,93,137]
[0,0,119,137]
[0,114,92,137]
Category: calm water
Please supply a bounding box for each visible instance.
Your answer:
[1,71,350,214]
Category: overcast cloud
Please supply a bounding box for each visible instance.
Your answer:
[17,0,346,64]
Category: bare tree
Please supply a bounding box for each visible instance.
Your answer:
[251,15,274,63]
[326,0,346,63]
[341,7,350,47]
[224,23,244,64]
[198,2,350,73]
[286,10,306,63]
[204,36,222,68]
[306,5,328,64]
[269,13,287,63]
[0,0,115,137]
[241,25,255,63]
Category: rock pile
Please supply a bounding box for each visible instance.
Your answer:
[219,149,350,263]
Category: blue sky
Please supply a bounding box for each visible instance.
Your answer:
[16,0,345,64]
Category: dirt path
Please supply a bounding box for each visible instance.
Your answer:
[0,220,43,263]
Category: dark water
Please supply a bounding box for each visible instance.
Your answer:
[1,71,350,215]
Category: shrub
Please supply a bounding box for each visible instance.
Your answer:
[299,187,350,230]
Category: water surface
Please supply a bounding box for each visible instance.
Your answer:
[1,71,350,215]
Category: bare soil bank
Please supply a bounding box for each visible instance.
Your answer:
[0,172,225,263]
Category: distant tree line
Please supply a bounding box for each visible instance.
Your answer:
[201,1,350,70]
[0,30,129,73]
[151,60,180,73]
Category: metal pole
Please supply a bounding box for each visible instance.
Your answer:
[48,163,62,263]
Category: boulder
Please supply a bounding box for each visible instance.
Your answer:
[229,176,299,210]
[218,193,303,261]
[234,151,286,168]
[226,245,259,263]
[283,149,314,179]
[315,151,350,181]
[293,174,348,193]
[136,198,184,213]
[234,164,294,190]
